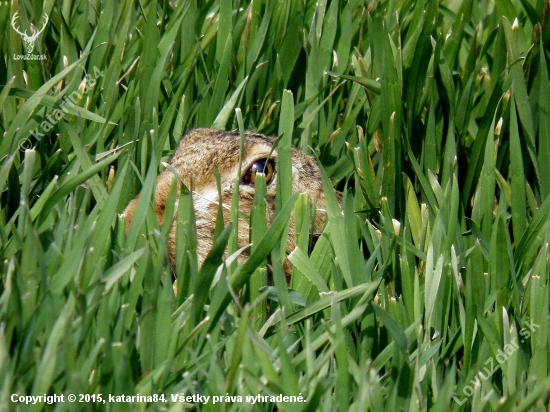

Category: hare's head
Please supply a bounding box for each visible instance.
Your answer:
[124,128,330,275]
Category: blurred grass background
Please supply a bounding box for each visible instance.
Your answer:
[1,0,550,410]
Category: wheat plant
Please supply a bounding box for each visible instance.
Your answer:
[1,0,550,411]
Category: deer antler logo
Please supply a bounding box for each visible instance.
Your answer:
[11,11,49,54]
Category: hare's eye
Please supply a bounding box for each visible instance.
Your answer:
[243,159,275,185]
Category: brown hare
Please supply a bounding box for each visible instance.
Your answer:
[123,128,329,275]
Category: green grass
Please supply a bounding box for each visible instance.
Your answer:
[1,0,550,410]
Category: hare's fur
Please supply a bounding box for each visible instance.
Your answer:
[123,128,328,272]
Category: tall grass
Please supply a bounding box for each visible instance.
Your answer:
[1,0,550,410]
